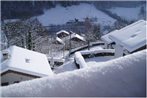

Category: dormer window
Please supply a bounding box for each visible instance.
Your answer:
[3,53,9,61]
[25,58,30,63]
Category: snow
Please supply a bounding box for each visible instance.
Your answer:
[56,30,69,35]
[79,46,103,53]
[3,19,20,24]
[59,32,86,42]
[85,56,114,67]
[101,30,119,44]
[1,49,146,97]
[70,41,104,53]
[56,37,65,45]
[54,59,77,74]
[109,20,146,52]
[108,7,141,21]
[71,33,86,42]
[80,49,115,55]
[74,52,87,68]
[37,3,116,26]
[1,46,53,77]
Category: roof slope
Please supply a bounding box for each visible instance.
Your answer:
[2,49,146,97]
[1,46,53,77]
[109,20,146,52]
[56,30,69,35]
[101,30,119,44]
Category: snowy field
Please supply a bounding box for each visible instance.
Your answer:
[108,7,141,21]
[37,3,116,26]
[1,50,146,97]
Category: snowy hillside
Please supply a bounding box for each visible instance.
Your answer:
[37,3,116,26]
[2,49,146,97]
[108,7,141,21]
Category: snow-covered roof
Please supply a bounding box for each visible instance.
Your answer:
[56,30,69,35]
[109,20,146,52]
[101,20,146,45]
[1,49,146,97]
[71,33,86,42]
[101,30,119,44]
[1,46,53,77]
[55,37,65,45]
[56,32,86,43]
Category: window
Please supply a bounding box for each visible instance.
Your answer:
[3,53,9,61]
[25,58,30,63]
[1,82,9,86]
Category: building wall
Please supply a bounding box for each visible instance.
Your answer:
[1,71,37,86]
[115,44,124,58]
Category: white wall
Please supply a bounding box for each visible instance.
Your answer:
[115,44,124,58]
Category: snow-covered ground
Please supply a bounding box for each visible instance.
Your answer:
[1,49,146,97]
[85,56,114,67]
[54,59,77,74]
[37,3,116,26]
[108,7,141,21]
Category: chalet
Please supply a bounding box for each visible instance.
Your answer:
[70,33,86,42]
[55,30,86,45]
[101,20,146,57]
[1,46,53,86]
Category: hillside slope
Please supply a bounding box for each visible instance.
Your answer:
[37,3,116,26]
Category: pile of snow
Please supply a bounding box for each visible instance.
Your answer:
[54,59,77,74]
[37,3,116,26]
[80,49,115,55]
[2,49,146,97]
[74,52,87,68]
[108,7,141,21]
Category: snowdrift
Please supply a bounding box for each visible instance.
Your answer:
[1,50,146,97]
[74,52,87,68]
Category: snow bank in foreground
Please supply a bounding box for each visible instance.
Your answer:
[74,52,87,68]
[2,50,146,97]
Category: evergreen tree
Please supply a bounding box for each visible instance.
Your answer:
[27,31,32,50]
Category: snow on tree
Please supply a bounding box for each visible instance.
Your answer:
[2,18,50,54]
